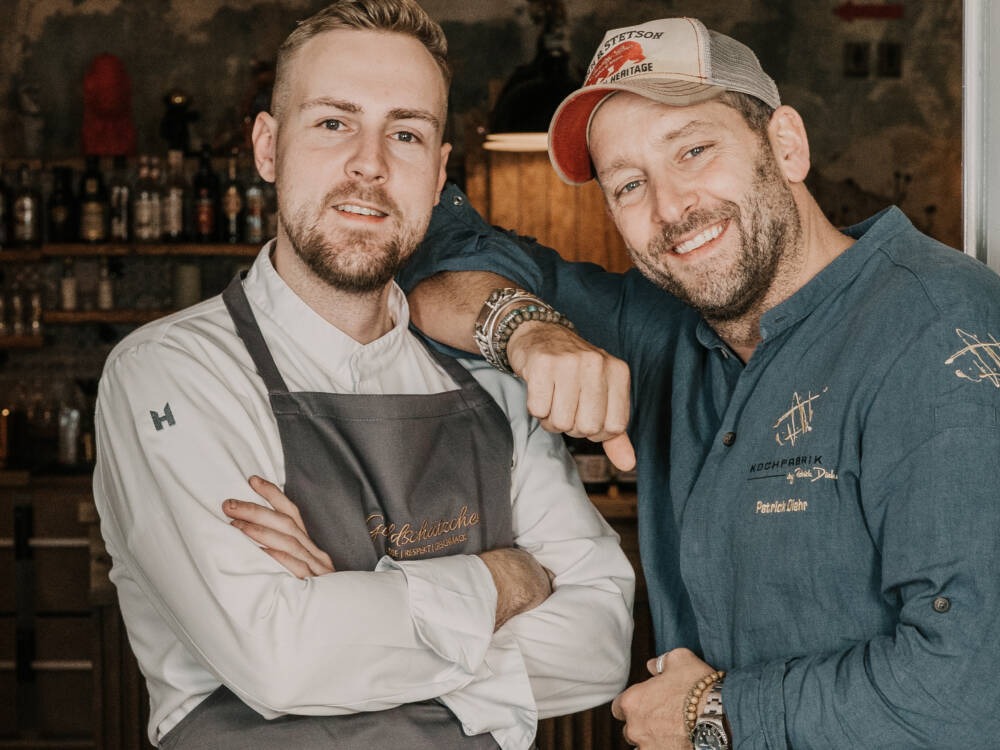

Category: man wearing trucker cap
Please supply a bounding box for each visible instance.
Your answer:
[403,15,1000,750]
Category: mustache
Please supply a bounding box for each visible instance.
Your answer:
[321,182,398,215]
[651,204,739,251]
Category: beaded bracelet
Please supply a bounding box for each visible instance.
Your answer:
[683,669,726,734]
[473,288,574,375]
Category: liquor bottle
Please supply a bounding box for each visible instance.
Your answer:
[244,169,265,245]
[97,257,114,311]
[162,150,187,242]
[264,179,278,239]
[220,149,244,243]
[79,155,109,243]
[564,435,613,494]
[48,166,76,243]
[133,156,163,242]
[60,257,79,311]
[149,157,164,241]
[192,146,219,242]
[12,164,42,247]
[0,163,11,249]
[109,155,132,243]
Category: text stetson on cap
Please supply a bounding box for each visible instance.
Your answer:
[548,17,781,185]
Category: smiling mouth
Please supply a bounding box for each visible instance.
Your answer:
[334,203,388,218]
[672,220,727,255]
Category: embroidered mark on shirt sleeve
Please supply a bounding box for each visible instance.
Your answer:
[945,329,1000,388]
[150,403,176,431]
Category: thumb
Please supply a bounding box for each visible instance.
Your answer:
[603,433,636,472]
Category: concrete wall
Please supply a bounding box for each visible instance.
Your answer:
[0,0,963,247]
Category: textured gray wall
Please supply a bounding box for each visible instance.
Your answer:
[0,0,963,246]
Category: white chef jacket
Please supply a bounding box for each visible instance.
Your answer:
[92,243,635,749]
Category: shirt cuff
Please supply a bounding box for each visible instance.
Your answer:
[724,659,789,750]
[376,554,497,674]
[438,629,538,750]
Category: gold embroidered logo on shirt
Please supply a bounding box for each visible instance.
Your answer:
[773,387,828,446]
[945,329,1000,388]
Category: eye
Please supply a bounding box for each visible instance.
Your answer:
[320,119,344,130]
[615,179,644,198]
[683,145,708,160]
[392,130,421,144]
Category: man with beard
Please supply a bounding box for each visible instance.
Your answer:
[402,16,1000,750]
[91,2,634,749]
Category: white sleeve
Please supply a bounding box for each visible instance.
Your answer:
[416,364,635,744]
[93,340,499,718]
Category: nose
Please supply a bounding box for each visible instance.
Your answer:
[650,176,697,227]
[344,131,387,183]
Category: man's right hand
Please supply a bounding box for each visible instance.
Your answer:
[477,548,554,631]
[507,320,636,471]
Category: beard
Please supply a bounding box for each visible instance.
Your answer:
[280,182,427,295]
[632,143,801,323]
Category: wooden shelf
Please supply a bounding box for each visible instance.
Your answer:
[3,243,258,260]
[43,309,172,325]
[589,489,637,519]
[0,335,44,349]
[0,249,43,262]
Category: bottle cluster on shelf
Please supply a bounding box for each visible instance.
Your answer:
[0,146,277,249]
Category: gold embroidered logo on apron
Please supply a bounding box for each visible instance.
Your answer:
[367,506,482,559]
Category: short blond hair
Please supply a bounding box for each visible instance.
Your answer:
[271,0,450,120]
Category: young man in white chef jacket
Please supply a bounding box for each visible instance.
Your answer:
[91,2,634,748]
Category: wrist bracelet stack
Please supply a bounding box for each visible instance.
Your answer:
[684,669,726,735]
[474,288,574,375]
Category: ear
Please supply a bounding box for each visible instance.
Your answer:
[433,142,452,205]
[252,111,278,183]
[767,105,810,184]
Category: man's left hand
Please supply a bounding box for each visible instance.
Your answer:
[223,475,335,578]
[611,647,716,748]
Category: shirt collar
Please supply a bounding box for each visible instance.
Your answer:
[242,240,413,380]
[696,206,914,350]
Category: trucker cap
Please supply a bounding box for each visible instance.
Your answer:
[548,17,781,185]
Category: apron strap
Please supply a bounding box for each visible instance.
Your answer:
[411,328,488,393]
[222,272,290,395]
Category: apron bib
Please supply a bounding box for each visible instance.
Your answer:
[159,274,513,749]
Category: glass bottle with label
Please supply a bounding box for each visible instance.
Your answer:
[192,146,219,242]
[0,163,10,249]
[60,257,78,311]
[48,166,76,243]
[97,257,114,311]
[12,164,42,248]
[162,150,187,242]
[79,155,109,243]
[133,156,163,243]
[221,149,244,243]
[109,155,132,243]
[244,169,266,245]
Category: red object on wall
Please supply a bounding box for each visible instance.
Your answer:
[82,54,138,156]
[834,2,904,22]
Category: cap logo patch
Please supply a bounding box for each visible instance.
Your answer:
[586,41,648,85]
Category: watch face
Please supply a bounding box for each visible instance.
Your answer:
[691,721,729,750]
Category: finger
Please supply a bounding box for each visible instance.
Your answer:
[603,359,631,436]
[572,353,610,436]
[524,366,556,424]
[263,548,312,579]
[611,692,625,721]
[248,475,307,533]
[603,433,636,471]
[545,366,582,433]
[622,725,636,747]
[231,519,332,576]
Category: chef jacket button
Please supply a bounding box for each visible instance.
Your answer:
[932,596,951,613]
[452,194,465,207]
[722,432,736,447]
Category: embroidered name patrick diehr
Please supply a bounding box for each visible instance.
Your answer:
[150,403,175,431]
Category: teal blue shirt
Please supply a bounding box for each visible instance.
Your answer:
[402,185,1000,748]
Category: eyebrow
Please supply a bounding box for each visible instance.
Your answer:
[299,97,442,131]
[596,119,717,181]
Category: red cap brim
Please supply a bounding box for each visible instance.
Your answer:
[548,88,618,185]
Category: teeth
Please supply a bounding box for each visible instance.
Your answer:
[674,222,724,254]
[336,204,386,217]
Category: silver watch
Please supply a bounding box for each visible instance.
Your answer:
[690,678,729,750]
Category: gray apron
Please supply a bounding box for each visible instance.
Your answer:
[159,274,513,749]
